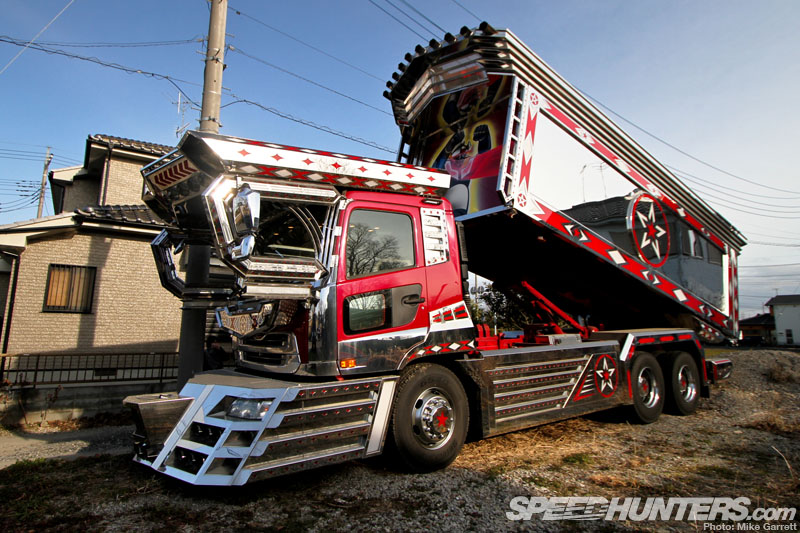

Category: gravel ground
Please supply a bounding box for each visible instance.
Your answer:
[0,348,798,532]
[0,424,132,469]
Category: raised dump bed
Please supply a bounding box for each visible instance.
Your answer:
[384,23,745,341]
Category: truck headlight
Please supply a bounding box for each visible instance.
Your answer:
[227,398,272,420]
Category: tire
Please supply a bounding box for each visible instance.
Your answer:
[389,363,469,472]
[664,351,700,416]
[630,352,665,424]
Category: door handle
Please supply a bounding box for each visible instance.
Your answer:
[401,294,426,306]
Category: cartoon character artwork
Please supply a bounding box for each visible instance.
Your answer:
[420,75,512,216]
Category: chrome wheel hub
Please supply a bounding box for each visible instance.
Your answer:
[638,368,661,409]
[677,364,697,403]
[412,388,454,449]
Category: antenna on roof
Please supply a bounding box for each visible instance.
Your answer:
[173,91,190,138]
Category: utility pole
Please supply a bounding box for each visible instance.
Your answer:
[176,0,227,389]
[36,147,52,218]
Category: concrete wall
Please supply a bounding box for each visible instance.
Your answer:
[0,381,175,425]
[774,304,800,345]
[2,230,182,354]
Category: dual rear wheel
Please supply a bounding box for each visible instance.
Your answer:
[631,350,700,423]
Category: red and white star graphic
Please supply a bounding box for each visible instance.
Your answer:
[593,354,618,397]
[631,194,670,268]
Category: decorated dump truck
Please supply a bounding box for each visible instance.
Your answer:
[124,23,742,486]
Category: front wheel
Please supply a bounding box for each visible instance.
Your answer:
[389,363,469,472]
[630,352,665,424]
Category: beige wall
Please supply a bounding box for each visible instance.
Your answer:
[3,231,182,354]
[61,179,101,213]
[102,156,149,206]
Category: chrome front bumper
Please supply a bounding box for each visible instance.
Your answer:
[124,370,396,485]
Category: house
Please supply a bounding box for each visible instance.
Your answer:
[765,295,800,346]
[738,312,775,346]
[0,135,183,355]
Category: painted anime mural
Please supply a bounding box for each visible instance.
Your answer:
[419,75,512,216]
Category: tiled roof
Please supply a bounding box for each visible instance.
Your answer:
[739,313,775,326]
[75,205,168,227]
[89,134,174,156]
[765,295,800,306]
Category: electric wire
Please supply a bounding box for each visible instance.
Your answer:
[0,36,202,107]
[747,241,800,247]
[739,263,800,269]
[29,37,202,48]
[222,94,395,154]
[581,91,800,195]
[0,35,395,155]
[228,46,391,116]
[0,0,75,75]
[382,0,440,39]
[398,0,448,34]
[700,197,800,220]
[668,165,800,201]
[228,6,383,82]
[683,187,800,214]
[673,170,800,208]
[367,0,429,40]
[448,0,482,23]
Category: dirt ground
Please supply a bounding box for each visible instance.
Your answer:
[0,348,798,532]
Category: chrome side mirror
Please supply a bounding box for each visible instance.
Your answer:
[227,184,260,260]
[230,234,255,260]
[232,184,260,238]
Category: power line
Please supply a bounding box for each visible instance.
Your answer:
[0,0,75,75]
[669,165,800,201]
[701,197,800,220]
[739,263,800,268]
[0,36,202,107]
[228,46,391,116]
[581,91,800,195]
[30,37,202,48]
[367,0,429,40]
[228,6,383,82]
[748,241,800,248]
[398,0,448,34]
[222,95,395,154]
[1,35,395,155]
[448,0,482,23]
[383,0,440,39]
[685,186,800,214]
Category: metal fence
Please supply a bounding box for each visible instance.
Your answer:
[0,352,179,389]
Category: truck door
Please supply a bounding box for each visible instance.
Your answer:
[336,198,429,372]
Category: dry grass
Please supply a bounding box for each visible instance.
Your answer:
[0,348,798,532]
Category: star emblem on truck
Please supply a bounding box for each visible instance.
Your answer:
[630,194,670,268]
[593,354,618,397]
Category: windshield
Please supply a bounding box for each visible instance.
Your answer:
[254,204,323,259]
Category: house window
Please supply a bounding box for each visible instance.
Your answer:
[43,264,96,313]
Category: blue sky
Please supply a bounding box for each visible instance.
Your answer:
[1,0,799,317]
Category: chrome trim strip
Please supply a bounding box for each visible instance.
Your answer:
[366,378,397,456]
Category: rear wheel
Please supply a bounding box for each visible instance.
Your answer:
[664,351,700,415]
[630,352,664,424]
[390,363,468,472]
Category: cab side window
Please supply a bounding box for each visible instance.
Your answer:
[346,209,415,278]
